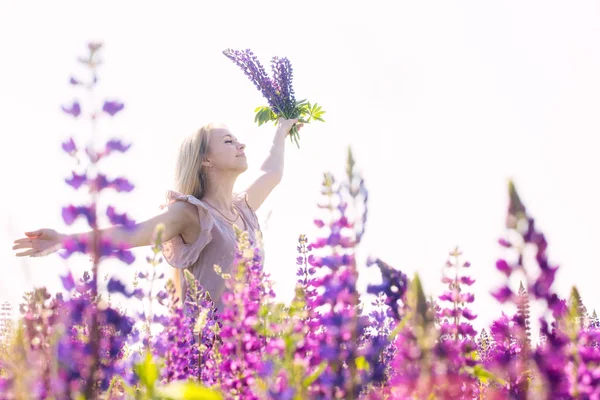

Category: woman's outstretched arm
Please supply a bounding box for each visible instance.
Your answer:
[244,118,303,211]
[12,200,199,258]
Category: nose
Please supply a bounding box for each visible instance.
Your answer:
[238,142,246,151]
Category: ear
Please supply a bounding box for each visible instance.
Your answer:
[201,160,212,168]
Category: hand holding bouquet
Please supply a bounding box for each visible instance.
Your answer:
[223,48,325,148]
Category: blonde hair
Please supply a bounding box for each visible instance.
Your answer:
[174,123,213,199]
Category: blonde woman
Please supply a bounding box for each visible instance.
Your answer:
[12,118,303,310]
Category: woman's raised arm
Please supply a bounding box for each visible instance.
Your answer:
[244,118,303,211]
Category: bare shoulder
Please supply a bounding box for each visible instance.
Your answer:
[166,199,200,224]
[164,198,202,244]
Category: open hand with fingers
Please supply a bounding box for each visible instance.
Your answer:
[12,229,65,257]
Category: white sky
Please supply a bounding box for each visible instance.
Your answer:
[2,1,600,336]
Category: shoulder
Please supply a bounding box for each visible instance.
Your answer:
[163,190,211,223]
[167,199,199,221]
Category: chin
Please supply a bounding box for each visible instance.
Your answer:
[234,162,248,173]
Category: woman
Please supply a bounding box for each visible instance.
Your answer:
[12,118,302,311]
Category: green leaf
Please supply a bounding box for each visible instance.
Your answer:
[463,365,508,386]
[254,106,279,127]
[184,270,198,301]
[134,352,159,391]
[302,361,327,387]
[409,273,431,327]
[156,381,223,400]
[355,356,370,371]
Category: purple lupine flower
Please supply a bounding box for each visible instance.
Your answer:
[59,236,89,259]
[109,241,136,264]
[106,205,136,230]
[92,174,134,192]
[533,318,571,397]
[105,139,131,153]
[460,276,475,286]
[102,100,124,116]
[61,101,81,117]
[40,42,142,399]
[106,277,129,297]
[12,281,128,397]
[62,137,77,154]
[162,305,200,381]
[86,139,133,163]
[432,247,479,398]
[223,48,283,113]
[223,47,324,148]
[491,285,513,303]
[60,272,76,291]
[367,258,409,322]
[214,243,272,399]
[547,294,568,318]
[61,204,96,226]
[299,169,385,399]
[65,171,87,189]
[296,234,317,298]
[462,308,477,320]
[59,235,134,264]
[109,177,135,192]
[498,238,512,248]
[495,259,512,277]
[270,56,296,115]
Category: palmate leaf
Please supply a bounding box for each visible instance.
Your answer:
[254,106,278,127]
[308,102,326,122]
[295,101,326,123]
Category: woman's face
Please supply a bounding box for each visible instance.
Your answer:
[206,125,247,173]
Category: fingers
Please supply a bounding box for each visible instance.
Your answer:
[15,249,36,257]
[12,241,32,251]
[13,238,32,245]
[25,230,42,237]
[278,117,298,125]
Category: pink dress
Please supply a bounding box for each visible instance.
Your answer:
[161,190,261,311]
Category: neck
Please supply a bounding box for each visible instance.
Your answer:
[202,169,238,211]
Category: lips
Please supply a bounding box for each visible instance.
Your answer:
[237,153,246,158]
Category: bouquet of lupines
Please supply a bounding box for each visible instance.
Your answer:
[222,48,325,148]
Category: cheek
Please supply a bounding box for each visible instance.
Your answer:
[209,148,236,165]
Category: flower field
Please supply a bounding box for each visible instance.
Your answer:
[2,43,599,400]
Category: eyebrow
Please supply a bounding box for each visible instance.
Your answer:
[222,134,236,141]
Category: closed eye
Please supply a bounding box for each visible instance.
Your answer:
[225,140,233,144]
